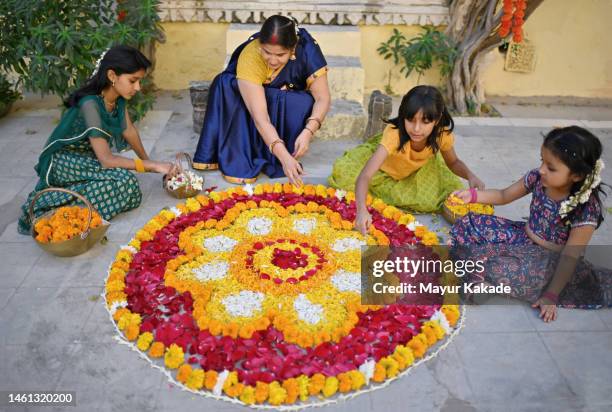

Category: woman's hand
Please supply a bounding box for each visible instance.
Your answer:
[292,130,312,159]
[468,174,485,190]
[532,298,558,322]
[355,208,372,236]
[279,154,304,187]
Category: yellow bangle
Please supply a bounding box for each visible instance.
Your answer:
[268,139,285,154]
[134,158,146,173]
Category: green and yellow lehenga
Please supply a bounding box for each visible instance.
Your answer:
[18,95,142,235]
[328,126,463,213]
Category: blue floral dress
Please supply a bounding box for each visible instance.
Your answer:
[450,169,611,308]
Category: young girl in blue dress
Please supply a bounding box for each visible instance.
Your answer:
[451,126,611,322]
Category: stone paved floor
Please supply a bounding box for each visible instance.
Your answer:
[0,91,611,412]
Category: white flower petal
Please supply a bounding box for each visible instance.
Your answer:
[294,294,323,325]
[431,310,452,335]
[247,217,273,235]
[332,237,366,252]
[293,218,316,235]
[331,269,361,293]
[222,291,264,317]
[359,359,376,385]
[193,261,229,282]
[213,370,230,396]
[203,235,238,252]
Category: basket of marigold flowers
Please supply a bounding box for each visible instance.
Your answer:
[442,193,495,224]
[29,188,109,257]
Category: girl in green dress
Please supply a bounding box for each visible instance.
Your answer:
[328,85,484,234]
[18,45,177,235]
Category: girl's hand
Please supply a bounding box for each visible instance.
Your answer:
[451,190,472,204]
[155,161,178,176]
[292,130,312,159]
[280,155,304,187]
[532,298,558,322]
[468,175,485,190]
[355,209,372,236]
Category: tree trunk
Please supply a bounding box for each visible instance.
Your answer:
[445,0,545,115]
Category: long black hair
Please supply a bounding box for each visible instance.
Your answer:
[385,85,453,153]
[543,126,607,227]
[64,45,151,108]
[259,15,299,49]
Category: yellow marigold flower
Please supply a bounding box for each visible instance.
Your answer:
[176,364,192,383]
[125,323,139,341]
[186,368,205,390]
[379,357,399,378]
[372,198,386,212]
[408,334,428,358]
[185,197,201,212]
[322,376,339,397]
[296,375,310,401]
[337,373,352,393]
[149,341,165,358]
[164,343,185,369]
[422,232,439,246]
[254,381,269,403]
[238,323,255,339]
[195,194,209,207]
[272,183,283,193]
[128,238,141,250]
[422,323,439,345]
[372,363,386,382]
[282,378,299,404]
[204,370,218,390]
[240,385,256,405]
[268,381,287,405]
[223,322,239,339]
[135,229,153,242]
[414,225,427,238]
[315,184,328,197]
[349,370,366,390]
[113,308,130,322]
[308,373,325,395]
[345,191,356,202]
[441,305,460,326]
[136,332,154,351]
[106,289,127,304]
[296,333,313,348]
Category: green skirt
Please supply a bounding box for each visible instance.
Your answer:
[18,144,142,235]
[328,133,463,213]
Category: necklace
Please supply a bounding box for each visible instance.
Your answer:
[100,93,117,111]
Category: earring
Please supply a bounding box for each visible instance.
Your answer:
[290,54,296,61]
[112,80,115,87]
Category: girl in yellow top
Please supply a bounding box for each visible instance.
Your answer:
[328,85,484,233]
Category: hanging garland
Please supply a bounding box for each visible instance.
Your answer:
[499,0,527,43]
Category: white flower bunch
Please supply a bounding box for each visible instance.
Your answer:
[165,170,204,191]
[559,159,605,219]
[91,48,111,77]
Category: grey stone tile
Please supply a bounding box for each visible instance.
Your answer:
[461,304,536,333]
[596,309,612,330]
[0,242,43,288]
[526,306,608,332]
[0,287,97,346]
[53,337,163,412]
[0,222,32,242]
[540,332,612,402]
[0,344,66,392]
[454,332,575,404]
[0,287,15,311]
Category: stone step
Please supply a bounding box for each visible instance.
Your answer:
[318,99,366,140]
[225,24,361,58]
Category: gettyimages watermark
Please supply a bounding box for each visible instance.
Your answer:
[360,244,612,306]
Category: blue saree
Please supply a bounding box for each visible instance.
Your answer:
[192,28,327,182]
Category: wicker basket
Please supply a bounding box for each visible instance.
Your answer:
[163,152,203,199]
[30,188,109,257]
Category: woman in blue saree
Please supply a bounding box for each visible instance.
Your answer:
[193,15,331,186]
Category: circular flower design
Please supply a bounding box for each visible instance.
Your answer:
[105,183,462,407]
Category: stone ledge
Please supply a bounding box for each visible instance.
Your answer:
[159,0,449,25]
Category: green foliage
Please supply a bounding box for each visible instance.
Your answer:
[377,27,457,84]
[0,0,164,122]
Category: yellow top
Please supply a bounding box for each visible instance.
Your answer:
[236,39,286,85]
[379,124,454,180]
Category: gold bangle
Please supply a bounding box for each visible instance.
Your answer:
[134,158,146,173]
[306,117,322,128]
[304,126,315,136]
[268,139,285,154]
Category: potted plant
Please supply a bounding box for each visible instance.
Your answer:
[0,74,20,118]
